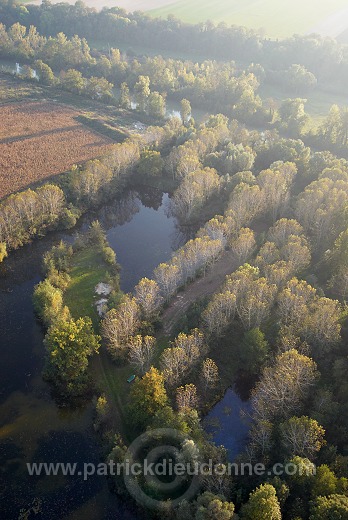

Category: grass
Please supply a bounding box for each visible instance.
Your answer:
[62,244,134,436]
[149,0,348,39]
[64,247,111,327]
[259,82,348,131]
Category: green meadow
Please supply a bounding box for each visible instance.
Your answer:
[150,0,348,38]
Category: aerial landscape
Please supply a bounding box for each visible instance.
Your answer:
[0,0,348,519]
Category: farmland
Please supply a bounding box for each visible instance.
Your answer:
[0,101,113,199]
[28,0,348,39]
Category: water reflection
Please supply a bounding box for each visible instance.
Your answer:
[204,388,251,462]
[0,187,181,519]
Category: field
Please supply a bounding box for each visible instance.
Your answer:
[31,0,348,38]
[0,101,113,199]
[149,0,348,38]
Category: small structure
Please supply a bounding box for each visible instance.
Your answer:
[127,375,136,383]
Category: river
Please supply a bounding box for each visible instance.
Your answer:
[0,187,184,519]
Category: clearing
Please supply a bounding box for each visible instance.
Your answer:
[0,101,113,199]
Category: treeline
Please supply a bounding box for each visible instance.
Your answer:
[0,22,267,125]
[2,0,348,92]
[0,119,184,254]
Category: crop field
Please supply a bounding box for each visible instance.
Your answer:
[0,101,113,199]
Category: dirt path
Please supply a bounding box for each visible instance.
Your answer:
[161,249,239,336]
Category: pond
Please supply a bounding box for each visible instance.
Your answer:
[0,187,183,519]
[204,388,252,462]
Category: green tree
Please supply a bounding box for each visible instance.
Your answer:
[180,98,192,124]
[60,68,85,94]
[44,316,100,395]
[33,59,55,85]
[278,98,309,136]
[148,91,166,119]
[119,82,131,109]
[310,494,348,519]
[241,484,281,520]
[128,367,168,428]
[195,492,235,520]
[239,327,269,375]
[311,465,339,498]
[86,76,114,100]
[134,75,150,112]
[137,150,164,177]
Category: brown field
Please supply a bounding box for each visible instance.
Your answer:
[0,101,114,199]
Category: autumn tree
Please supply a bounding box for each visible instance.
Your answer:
[241,484,281,520]
[134,277,162,319]
[0,242,7,263]
[101,295,139,361]
[160,347,189,387]
[280,416,325,459]
[128,335,156,375]
[176,384,198,412]
[134,75,150,112]
[44,317,100,396]
[195,492,235,520]
[231,227,256,263]
[180,98,192,125]
[200,358,219,393]
[251,349,318,422]
[128,367,168,429]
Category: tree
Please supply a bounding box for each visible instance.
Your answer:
[60,68,85,93]
[278,98,309,136]
[280,416,326,459]
[128,335,156,375]
[310,494,348,519]
[160,347,189,387]
[195,492,235,520]
[134,277,162,319]
[44,317,100,395]
[180,98,191,124]
[230,227,256,263]
[33,59,55,85]
[86,76,114,100]
[134,75,150,112]
[311,465,340,498]
[137,150,164,177]
[148,91,166,119]
[200,358,219,393]
[154,262,180,300]
[241,484,281,520]
[251,350,318,422]
[101,295,139,361]
[176,384,198,412]
[119,82,131,109]
[128,367,168,429]
[0,242,7,263]
[239,328,269,375]
[33,279,70,327]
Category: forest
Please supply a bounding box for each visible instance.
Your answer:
[0,1,348,519]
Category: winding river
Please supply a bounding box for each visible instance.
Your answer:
[0,187,185,519]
